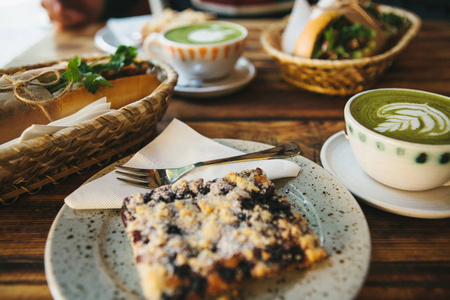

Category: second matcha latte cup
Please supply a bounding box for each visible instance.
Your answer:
[143,21,248,81]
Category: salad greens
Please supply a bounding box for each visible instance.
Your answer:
[313,17,377,59]
[311,2,407,60]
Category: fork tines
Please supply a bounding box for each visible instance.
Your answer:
[116,177,152,188]
[116,170,149,181]
[115,165,150,175]
[115,166,155,188]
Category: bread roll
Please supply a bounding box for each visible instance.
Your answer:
[0,70,161,145]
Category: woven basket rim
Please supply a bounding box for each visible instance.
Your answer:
[0,56,178,160]
[260,4,422,67]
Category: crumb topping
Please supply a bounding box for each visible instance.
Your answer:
[122,168,327,300]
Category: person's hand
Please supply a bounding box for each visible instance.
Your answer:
[41,0,104,29]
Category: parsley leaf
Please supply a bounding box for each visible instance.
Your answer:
[113,45,138,65]
[48,45,138,94]
[84,73,113,93]
[92,45,138,74]
[62,56,82,82]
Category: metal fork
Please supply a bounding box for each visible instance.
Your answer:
[115,142,301,188]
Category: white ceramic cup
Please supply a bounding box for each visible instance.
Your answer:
[143,21,247,81]
[344,88,450,191]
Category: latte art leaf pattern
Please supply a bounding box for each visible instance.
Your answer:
[188,28,237,43]
[375,103,450,137]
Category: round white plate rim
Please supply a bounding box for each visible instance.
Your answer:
[94,26,120,54]
[320,131,450,219]
[173,57,256,98]
[45,138,371,300]
[45,207,68,300]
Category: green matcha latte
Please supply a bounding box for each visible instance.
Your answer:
[164,23,243,45]
[350,89,450,145]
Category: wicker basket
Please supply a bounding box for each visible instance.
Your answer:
[0,57,177,204]
[260,5,421,96]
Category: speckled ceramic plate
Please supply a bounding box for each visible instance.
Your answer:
[45,139,371,300]
[320,131,450,219]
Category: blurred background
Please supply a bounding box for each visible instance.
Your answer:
[0,0,449,68]
[0,0,51,68]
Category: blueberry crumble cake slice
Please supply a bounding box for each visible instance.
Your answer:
[122,168,327,300]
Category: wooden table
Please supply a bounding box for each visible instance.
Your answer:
[1,19,449,300]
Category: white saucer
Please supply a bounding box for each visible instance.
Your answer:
[94,15,151,55]
[174,57,256,98]
[320,131,450,219]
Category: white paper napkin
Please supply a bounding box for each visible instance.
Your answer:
[65,119,301,210]
[0,97,113,149]
[282,0,338,54]
[282,0,312,54]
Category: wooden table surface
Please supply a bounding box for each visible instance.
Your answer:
[1,19,449,300]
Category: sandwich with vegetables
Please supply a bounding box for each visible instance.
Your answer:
[293,1,409,60]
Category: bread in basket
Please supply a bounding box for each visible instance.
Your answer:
[0,56,177,204]
[260,4,421,96]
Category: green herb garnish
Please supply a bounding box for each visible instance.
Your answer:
[91,45,138,74]
[48,45,138,94]
[84,73,113,93]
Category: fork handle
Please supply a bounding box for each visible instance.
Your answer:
[194,142,301,168]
